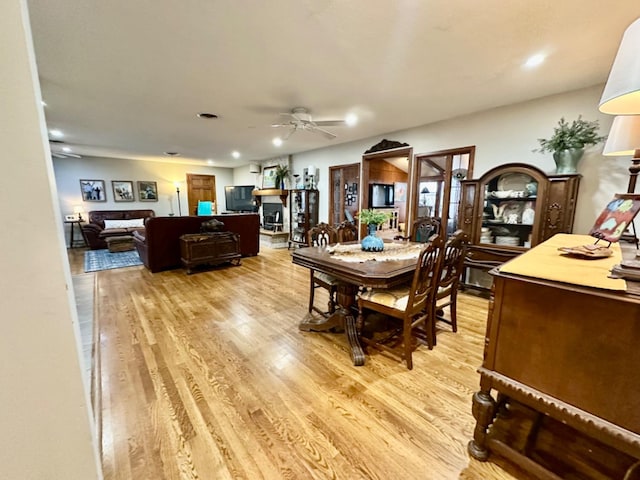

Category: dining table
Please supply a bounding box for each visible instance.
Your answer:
[291,241,425,366]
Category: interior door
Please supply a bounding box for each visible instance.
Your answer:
[329,163,360,226]
[187,173,217,216]
[413,147,475,238]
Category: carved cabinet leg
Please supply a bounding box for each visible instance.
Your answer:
[468,389,496,461]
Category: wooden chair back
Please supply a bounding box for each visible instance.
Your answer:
[407,234,444,318]
[410,216,441,243]
[307,222,338,247]
[336,221,358,243]
[434,229,469,334]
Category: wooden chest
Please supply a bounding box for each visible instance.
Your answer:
[179,232,241,274]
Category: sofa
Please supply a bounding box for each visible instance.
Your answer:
[82,209,155,250]
[133,213,259,273]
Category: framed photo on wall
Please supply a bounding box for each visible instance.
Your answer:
[262,166,277,189]
[112,180,135,202]
[79,179,107,202]
[137,181,158,201]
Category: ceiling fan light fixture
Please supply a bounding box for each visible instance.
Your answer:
[345,113,358,126]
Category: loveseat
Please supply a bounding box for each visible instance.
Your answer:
[82,209,155,250]
[133,213,259,272]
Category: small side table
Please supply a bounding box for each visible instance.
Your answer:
[64,220,87,248]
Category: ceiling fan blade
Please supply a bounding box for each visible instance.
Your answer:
[51,152,66,158]
[309,126,337,140]
[271,123,289,128]
[313,120,346,127]
[282,128,296,141]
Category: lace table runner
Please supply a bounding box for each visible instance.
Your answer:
[326,242,424,263]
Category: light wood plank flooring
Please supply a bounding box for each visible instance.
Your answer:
[68,246,533,479]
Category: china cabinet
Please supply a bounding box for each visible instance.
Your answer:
[459,163,580,291]
[289,189,319,248]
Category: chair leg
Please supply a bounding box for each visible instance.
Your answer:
[450,293,458,333]
[431,306,437,347]
[327,285,336,314]
[404,319,413,370]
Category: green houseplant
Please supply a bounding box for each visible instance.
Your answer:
[274,164,290,189]
[534,116,607,174]
[358,209,390,252]
[359,208,390,226]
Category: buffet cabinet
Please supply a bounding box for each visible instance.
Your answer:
[289,189,319,248]
[468,255,640,478]
[459,163,580,291]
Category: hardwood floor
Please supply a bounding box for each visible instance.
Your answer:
[68,246,533,479]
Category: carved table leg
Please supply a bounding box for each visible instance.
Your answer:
[298,311,343,332]
[345,312,365,366]
[468,389,497,461]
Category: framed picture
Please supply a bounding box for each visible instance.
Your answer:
[394,182,407,202]
[112,180,135,202]
[79,179,107,202]
[137,181,158,201]
[352,182,358,194]
[589,193,640,243]
[262,166,278,189]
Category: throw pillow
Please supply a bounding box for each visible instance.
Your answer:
[103,218,145,229]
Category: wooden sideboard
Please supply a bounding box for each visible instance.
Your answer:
[179,232,241,274]
[468,241,640,478]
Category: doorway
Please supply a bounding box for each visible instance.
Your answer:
[360,141,413,239]
[187,173,217,216]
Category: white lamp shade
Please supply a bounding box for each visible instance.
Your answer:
[599,17,640,114]
[603,115,640,156]
[308,165,315,176]
[73,205,83,214]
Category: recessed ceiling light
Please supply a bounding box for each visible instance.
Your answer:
[272,137,283,147]
[524,53,546,69]
[164,151,180,156]
[207,159,214,165]
[345,113,358,126]
[49,129,63,138]
[197,112,219,119]
[232,151,240,159]
[41,100,47,107]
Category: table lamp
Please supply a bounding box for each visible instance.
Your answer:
[599,17,640,115]
[602,115,640,193]
[73,205,84,221]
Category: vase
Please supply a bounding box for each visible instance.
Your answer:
[553,148,584,174]
[361,224,384,252]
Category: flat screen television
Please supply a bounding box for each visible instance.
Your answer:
[224,185,258,212]
[369,183,395,208]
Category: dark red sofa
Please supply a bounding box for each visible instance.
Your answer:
[133,214,259,273]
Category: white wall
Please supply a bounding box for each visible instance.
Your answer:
[1,1,101,478]
[289,85,627,234]
[54,157,234,239]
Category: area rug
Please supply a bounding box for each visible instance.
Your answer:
[84,249,143,272]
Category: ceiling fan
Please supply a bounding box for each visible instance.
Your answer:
[49,139,81,158]
[271,107,348,140]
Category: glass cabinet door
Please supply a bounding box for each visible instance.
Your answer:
[480,171,538,248]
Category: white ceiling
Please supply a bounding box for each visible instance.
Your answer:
[27,0,640,168]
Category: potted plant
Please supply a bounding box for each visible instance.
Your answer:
[534,116,607,174]
[274,164,290,190]
[358,209,390,252]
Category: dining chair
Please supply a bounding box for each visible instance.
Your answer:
[356,235,444,369]
[395,216,441,243]
[434,229,469,336]
[336,220,358,243]
[307,223,339,316]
